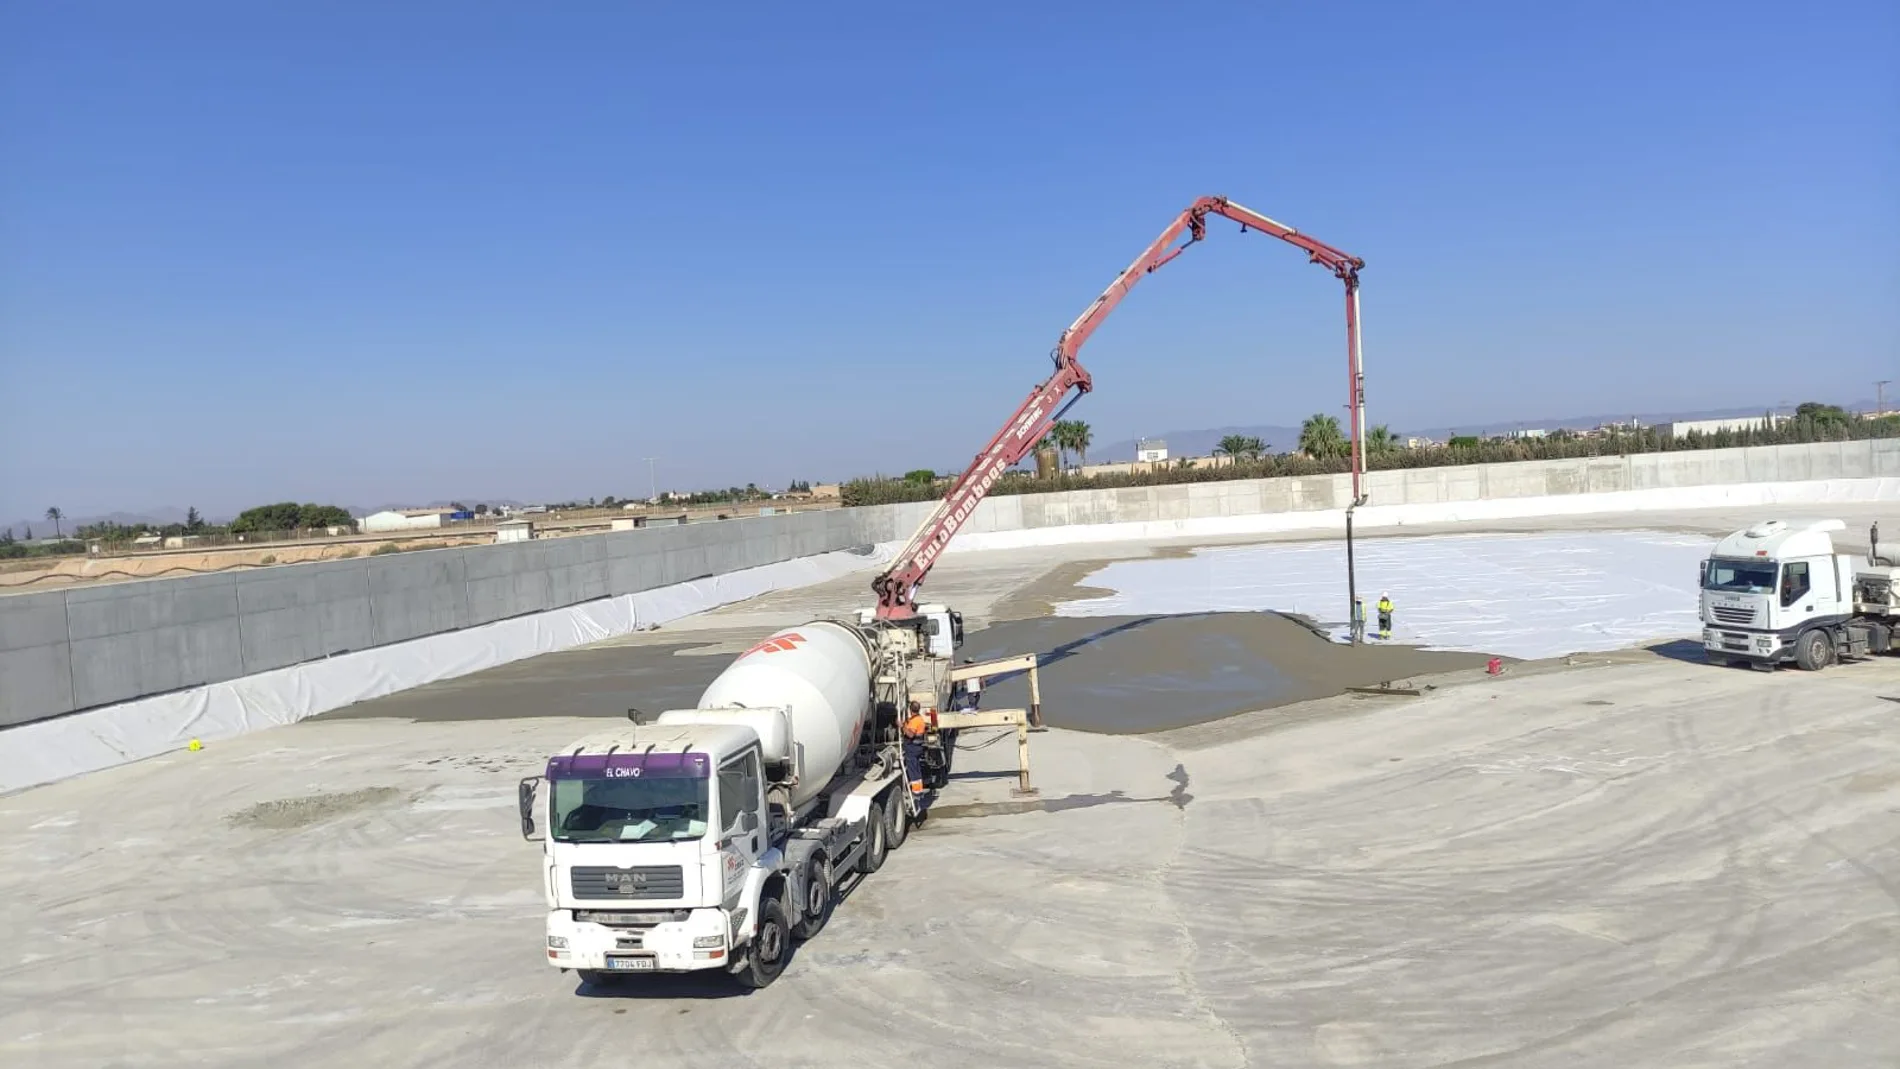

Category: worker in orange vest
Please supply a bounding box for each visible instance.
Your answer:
[901,702,929,802]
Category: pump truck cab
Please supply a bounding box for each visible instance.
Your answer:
[518,604,1042,990]
[1699,518,1900,671]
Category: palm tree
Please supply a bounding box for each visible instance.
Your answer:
[44,507,63,540]
[1216,434,1269,463]
[1066,420,1092,467]
[1366,425,1397,455]
[1298,414,1347,459]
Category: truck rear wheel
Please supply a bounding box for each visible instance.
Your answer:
[1795,629,1833,671]
[791,854,834,940]
[858,802,888,874]
[887,789,912,850]
[734,897,788,991]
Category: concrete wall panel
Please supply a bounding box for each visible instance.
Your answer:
[0,593,76,727]
[65,574,245,711]
[366,552,469,646]
[1872,439,1900,476]
[1444,468,1484,502]
[233,564,376,671]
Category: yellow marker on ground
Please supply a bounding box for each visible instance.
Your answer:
[187,739,203,752]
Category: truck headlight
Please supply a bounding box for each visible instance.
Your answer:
[547,936,568,949]
[693,934,725,949]
[1755,637,1773,650]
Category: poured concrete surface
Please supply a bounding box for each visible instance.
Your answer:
[4,654,1897,1068]
[321,611,1489,733]
[6,507,1900,1067]
[961,613,1494,731]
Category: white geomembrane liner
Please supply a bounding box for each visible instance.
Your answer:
[1055,530,1717,661]
[10,475,1899,793]
[0,543,897,794]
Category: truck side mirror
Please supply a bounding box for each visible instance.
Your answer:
[518,776,546,841]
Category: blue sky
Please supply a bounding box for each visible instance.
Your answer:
[3,1,1895,520]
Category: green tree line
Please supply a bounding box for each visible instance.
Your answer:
[841,403,1900,507]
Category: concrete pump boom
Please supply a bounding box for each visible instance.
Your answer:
[870,195,1366,620]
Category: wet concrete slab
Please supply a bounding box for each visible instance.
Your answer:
[961,612,1496,732]
[314,638,738,723]
[321,611,1491,734]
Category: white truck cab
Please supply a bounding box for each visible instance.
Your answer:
[1700,518,1899,670]
[525,724,781,983]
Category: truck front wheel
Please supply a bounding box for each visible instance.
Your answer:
[734,897,789,991]
[1794,629,1834,671]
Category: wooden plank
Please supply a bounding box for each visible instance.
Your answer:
[949,653,1037,681]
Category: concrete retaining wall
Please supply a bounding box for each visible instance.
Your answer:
[0,507,904,729]
[873,438,1900,537]
[5,438,1895,730]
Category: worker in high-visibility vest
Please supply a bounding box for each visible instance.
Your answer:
[1376,592,1394,640]
[901,702,929,801]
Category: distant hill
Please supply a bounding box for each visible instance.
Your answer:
[2,507,197,540]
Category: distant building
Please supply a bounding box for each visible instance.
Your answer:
[1404,436,1436,449]
[495,519,534,544]
[1661,415,1782,439]
[1506,428,1549,440]
[361,508,453,533]
[1136,438,1168,463]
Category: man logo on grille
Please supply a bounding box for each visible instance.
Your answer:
[608,871,649,893]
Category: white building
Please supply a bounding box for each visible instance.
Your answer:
[360,508,453,533]
[1660,415,1783,439]
[1136,437,1168,463]
[495,520,534,543]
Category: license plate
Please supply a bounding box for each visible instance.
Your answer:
[606,956,655,971]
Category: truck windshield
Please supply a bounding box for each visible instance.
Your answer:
[1703,558,1776,594]
[550,777,709,843]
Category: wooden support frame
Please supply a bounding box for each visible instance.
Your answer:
[949,652,1045,728]
[933,707,1037,796]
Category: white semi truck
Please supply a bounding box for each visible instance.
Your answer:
[517,605,1042,990]
[1698,518,1900,670]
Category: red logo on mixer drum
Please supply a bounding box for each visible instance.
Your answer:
[740,633,806,658]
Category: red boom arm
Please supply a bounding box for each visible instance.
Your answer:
[870,196,1366,619]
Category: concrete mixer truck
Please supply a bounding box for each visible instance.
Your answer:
[518,605,1043,989]
[514,194,1366,990]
